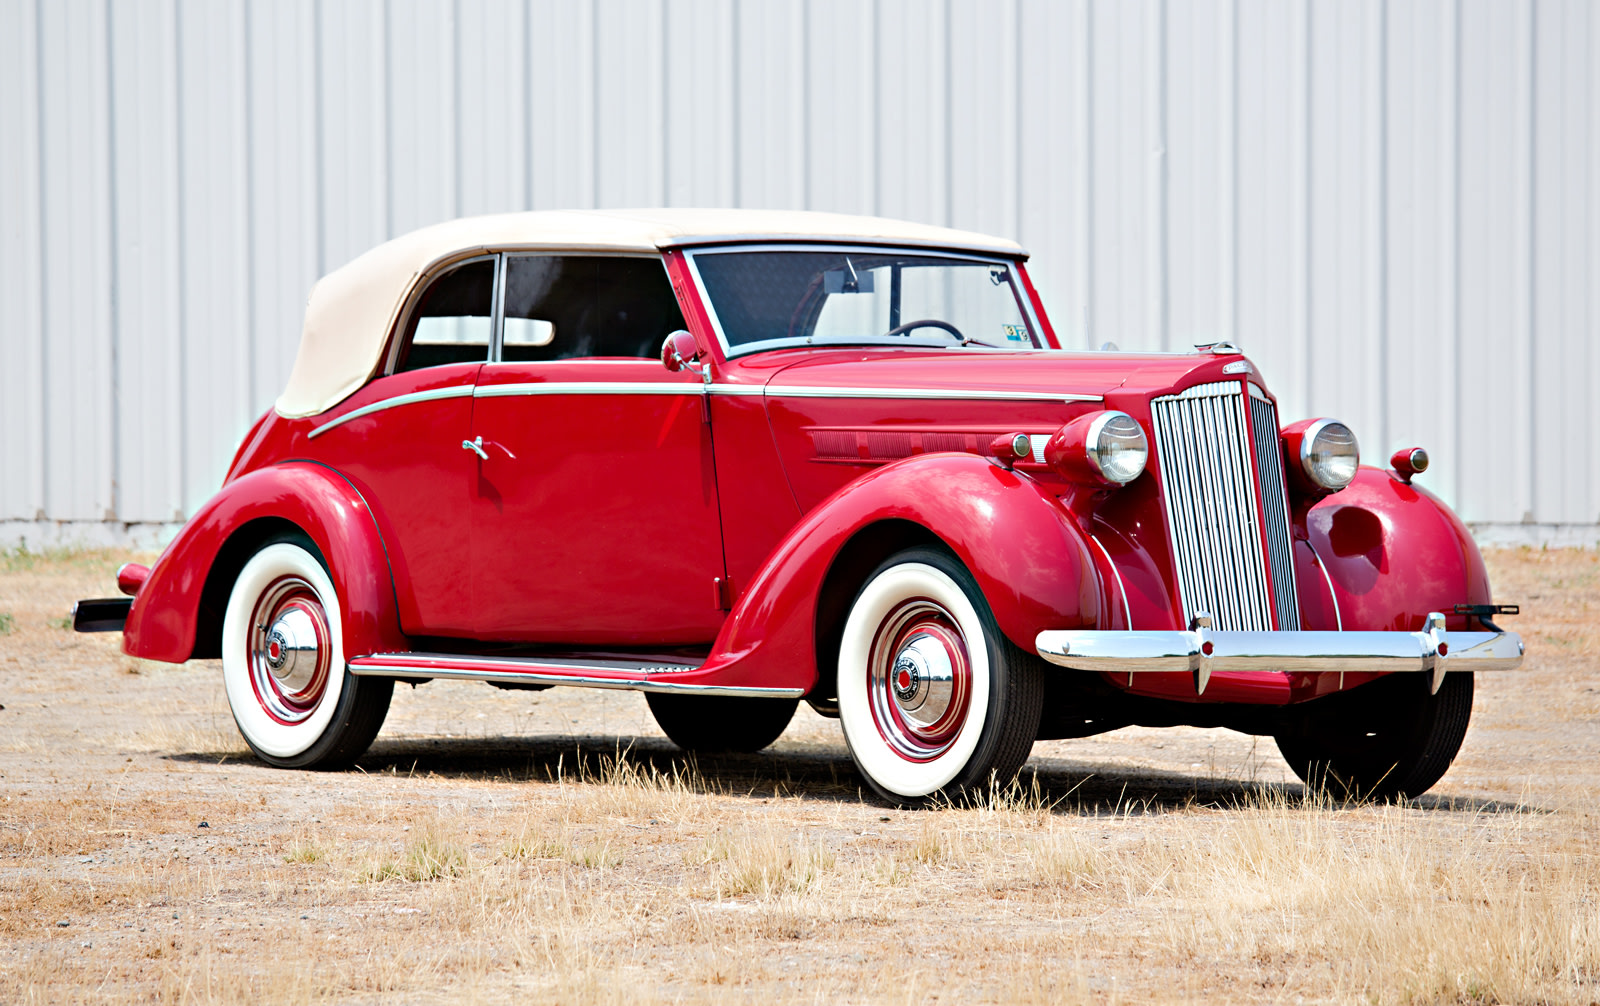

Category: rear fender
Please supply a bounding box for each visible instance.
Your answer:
[123,462,406,663]
[698,454,1102,694]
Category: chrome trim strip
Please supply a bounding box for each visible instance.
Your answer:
[1034,620,1524,679]
[1306,540,1343,632]
[682,242,1050,358]
[311,380,1101,437]
[1087,533,1133,630]
[308,385,476,438]
[475,382,1101,403]
[348,655,805,699]
[474,381,708,398]
[765,386,1102,403]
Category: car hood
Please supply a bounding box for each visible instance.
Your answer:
[753,347,1277,403]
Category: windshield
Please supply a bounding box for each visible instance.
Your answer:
[687,248,1043,355]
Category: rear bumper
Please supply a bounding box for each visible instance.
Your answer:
[1034,611,1524,695]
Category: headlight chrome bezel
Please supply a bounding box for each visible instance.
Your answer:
[1299,418,1360,491]
[1085,411,1149,485]
[1047,410,1149,486]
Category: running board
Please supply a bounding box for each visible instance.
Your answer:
[347,652,805,699]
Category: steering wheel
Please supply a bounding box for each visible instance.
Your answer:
[883,318,967,342]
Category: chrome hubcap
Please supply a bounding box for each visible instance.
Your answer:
[248,576,332,725]
[867,600,972,761]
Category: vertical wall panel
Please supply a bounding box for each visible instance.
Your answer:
[38,0,114,521]
[1456,0,1530,526]
[246,0,319,418]
[595,0,665,207]
[875,0,947,226]
[1017,0,1090,349]
[806,0,877,217]
[663,0,735,207]
[0,0,45,520]
[1089,0,1158,349]
[177,0,253,513]
[459,0,528,217]
[948,0,1019,241]
[733,1,805,210]
[1382,0,1456,507]
[1532,0,1594,524]
[1303,0,1383,439]
[1165,0,1228,348]
[109,0,183,522]
[318,0,388,272]
[2,0,1597,536]
[1233,0,1300,418]
[527,0,595,209]
[387,0,457,235]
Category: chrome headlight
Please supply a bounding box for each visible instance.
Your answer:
[1086,412,1148,484]
[1300,419,1359,490]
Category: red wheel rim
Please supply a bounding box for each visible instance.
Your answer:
[865,599,973,761]
[246,575,333,725]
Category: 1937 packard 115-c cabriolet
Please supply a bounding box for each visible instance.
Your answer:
[75,209,1524,805]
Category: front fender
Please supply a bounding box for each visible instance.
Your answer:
[1304,467,1492,632]
[123,462,407,663]
[698,454,1102,693]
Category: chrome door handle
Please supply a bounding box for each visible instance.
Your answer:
[461,436,489,460]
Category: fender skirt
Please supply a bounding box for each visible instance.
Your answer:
[123,462,407,664]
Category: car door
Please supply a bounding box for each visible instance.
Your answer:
[311,256,494,637]
[468,254,728,645]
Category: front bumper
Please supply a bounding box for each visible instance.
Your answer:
[1035,611,1524,695]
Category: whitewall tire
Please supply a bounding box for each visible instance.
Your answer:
[221,534,392,769]
[837,546,1044,804]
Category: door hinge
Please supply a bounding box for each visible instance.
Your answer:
[712,576,731,610]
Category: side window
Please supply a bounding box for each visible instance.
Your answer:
[395,258,495,373]
[502,256,686,362]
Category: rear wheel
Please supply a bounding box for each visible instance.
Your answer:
[221,533,393,769]
[1274,671,1473,801]
[836,546,1044,805]
[645,692,798,753]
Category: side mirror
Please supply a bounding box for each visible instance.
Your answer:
[660,330,704,375]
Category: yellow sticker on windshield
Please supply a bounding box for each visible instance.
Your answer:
[1001,324,1029,342]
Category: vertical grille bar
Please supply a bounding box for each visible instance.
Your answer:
[1150,380,1297,632]
[1248,387,1302,630]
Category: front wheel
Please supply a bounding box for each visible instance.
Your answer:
[837,546,1044,805]
[221,534,393,769]
[1274,671,1473,801]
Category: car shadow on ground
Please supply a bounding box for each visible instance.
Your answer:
[172,733,1535,817]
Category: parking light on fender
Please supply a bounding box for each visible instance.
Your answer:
[1044,411,1149,486]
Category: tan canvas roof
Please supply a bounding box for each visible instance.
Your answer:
[275,209,1028,418]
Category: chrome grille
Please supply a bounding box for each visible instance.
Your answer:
[1247,386,1302,630]
[1149,381,1300,632]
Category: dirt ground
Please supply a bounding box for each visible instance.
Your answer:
[2,545,1597,1004]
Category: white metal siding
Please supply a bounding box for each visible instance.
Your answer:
[1,0,1595,534]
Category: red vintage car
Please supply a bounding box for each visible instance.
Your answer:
[76,209,1523,804]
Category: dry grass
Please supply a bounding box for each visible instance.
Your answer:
[1,545,1597,1003]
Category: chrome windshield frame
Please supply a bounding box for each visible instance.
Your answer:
[681,242,1050,360]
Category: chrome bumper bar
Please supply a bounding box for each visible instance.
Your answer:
[1034,611,1524,695]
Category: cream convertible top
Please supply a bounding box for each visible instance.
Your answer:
[275,209,1028,418]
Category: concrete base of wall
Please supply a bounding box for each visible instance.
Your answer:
[3,519,1596,553]
[1,521,184,553]
[1465,523,1600,549]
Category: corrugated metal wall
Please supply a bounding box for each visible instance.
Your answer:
[2,0,1596,539]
